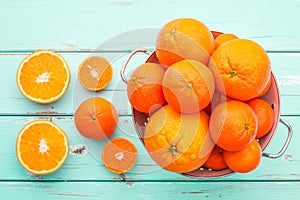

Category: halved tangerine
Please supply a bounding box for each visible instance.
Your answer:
[16,120,69,175]
[16,50,71,104]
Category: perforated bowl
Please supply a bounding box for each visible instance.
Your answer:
[120,31,293,178]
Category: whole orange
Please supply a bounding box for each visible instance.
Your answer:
[74,97,119,140]
[209,100,257,152]
[162,59,215,113]
[203,145,227,171]
[156,18,215,68]
[209,39,271,101]
[144,104,214,173]
[214,33,238,48]
[223,140,262,173]
[127,63,166,113]
[258,74,272,97]
[247,98,274,138]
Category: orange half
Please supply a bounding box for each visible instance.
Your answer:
[16,50,71,104]
[16,120,69,175]
[102,138,137,174]
[78,56,113,91]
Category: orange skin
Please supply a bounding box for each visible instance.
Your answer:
[102,138,137,174]
[162,59,215,113]
[247,98,274,138]
[127,63,166,114]
[209,39,271,101]
[214,33,239,48]
[74,97,119,140]
[258,74,272,97]
[223,140,262,173]
[144,105,214,173]
[209,100,257,152]
[203,145,228,171]
[156,18,215,68]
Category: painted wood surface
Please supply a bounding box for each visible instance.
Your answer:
[0,0,300,199]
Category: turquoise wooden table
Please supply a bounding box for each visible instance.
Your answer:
[1,0,300,199]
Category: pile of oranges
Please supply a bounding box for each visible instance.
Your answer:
[127,18,274,174]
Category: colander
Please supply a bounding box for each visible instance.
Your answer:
[120,32,293,178]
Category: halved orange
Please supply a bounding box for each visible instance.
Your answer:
[78,56,113,91]
[16,50,71,104]
[102,138,137,174]
[16,120,69,175]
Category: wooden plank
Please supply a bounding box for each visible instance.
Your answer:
[0,116,298,181]
[1,52,300,115]
[0,181,300,200]
[0,0,299,50]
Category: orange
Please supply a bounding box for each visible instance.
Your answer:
[127,63,166,113]
[209,39,271,101]
[223,139,262,173]
[156,18,215,67]
[162,59,215,113]
[203,145,227,171]
[214,33,238,48]
[144,104,214,173]
[16,120,69,175]
[209,100,257,152]
[247,98,274,138]
[74,97,119,140]
[102,138,137,174]
[78,56,113,91]
[258,74,272,97]
[16,50,70,104]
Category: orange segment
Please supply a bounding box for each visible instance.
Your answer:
[102,138,137,174]
[16,50,71,104]
[78,56,113,91]
[16,120,69,175]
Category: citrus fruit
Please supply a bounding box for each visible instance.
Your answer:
[74,97,119,140]
[127,63,166,113]
[162,59,215,113]
[156,18,215,67]
[203,145,227,171]
[16,50,70,104]
[16,120,69,175]
[223,139,262,173]
[102,138,137,174]
[258,74,272,97]
[209,39,271,101]
[209,100,257,152]
[247,98,274,138]
[214,33,238,48]
[144,104,214,173]
[78,55,113,91]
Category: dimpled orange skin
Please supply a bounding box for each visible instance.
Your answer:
[127,63,166,114]
[162,59,215,113]
[223,139,262,173]
[214,33,239,48]
[156,18,215,68]
[74,97,119,140]
[209,39,271,101]
[247,98,274,138]
[209,100,258,152]
[144,104,214,173]
[203,145,228,171]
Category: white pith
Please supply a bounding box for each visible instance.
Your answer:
[115,152,124,161]
[36,72,50,83]
[87,64,100,81]
[39,138,49,154]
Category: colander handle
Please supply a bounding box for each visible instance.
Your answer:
[262,118,293,159]
[120,49,150,83]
